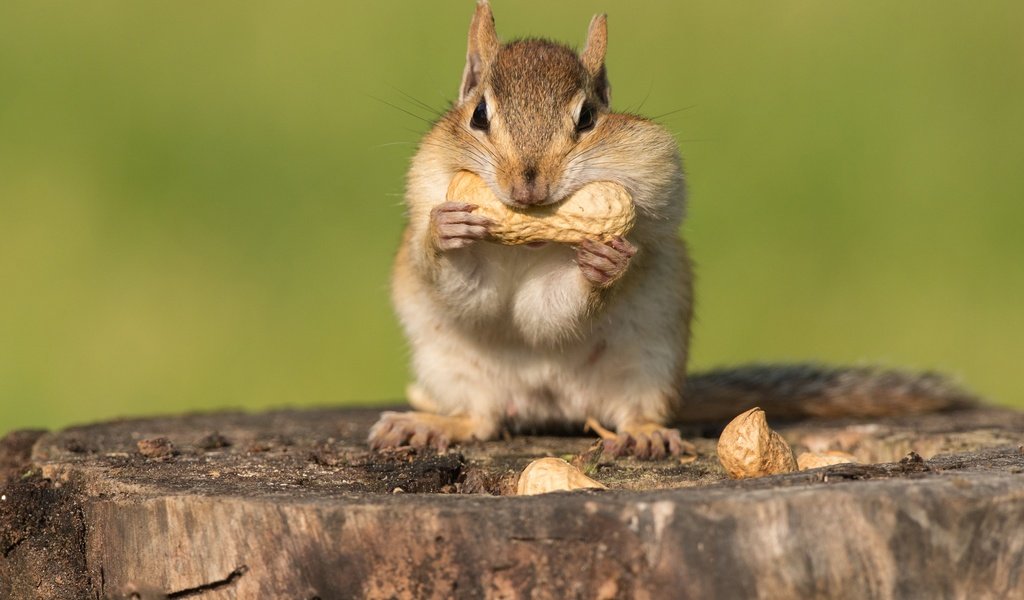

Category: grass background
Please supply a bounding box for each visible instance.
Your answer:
[1,1,1022,433]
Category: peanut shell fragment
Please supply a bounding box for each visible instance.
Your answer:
[797,451,858,470]
[446,171,635,245]
[516,457,607,495]
[717,407,798,479]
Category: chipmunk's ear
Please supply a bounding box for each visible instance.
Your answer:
[580,14,611,106]
[459,0,500,104]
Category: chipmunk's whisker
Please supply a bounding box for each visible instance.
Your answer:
[367,94,437,126]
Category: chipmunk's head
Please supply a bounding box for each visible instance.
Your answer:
[450,1,611,208]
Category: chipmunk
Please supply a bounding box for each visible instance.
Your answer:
[368,1,977,459]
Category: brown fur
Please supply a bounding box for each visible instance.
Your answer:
[681,364,978,423]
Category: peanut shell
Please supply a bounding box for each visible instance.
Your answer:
[516,457,607,495]
[797,451,858,470]
[446,171,635,245]
[717,407,798,479]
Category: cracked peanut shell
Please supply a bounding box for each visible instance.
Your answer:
[516,457,607,495]
[446,171,635,245]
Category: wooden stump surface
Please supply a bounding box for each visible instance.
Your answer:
[2,406,1023,599]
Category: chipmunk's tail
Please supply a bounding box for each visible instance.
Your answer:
[677,363,980,424]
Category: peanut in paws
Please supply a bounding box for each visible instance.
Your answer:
[445,171,635,245]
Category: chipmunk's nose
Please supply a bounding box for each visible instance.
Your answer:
[510,167,549,205]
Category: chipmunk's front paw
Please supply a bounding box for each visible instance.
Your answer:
[430,201,493,251]
[604,422,689,460]
[576,236,636,288]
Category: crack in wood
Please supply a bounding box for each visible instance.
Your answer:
[165,565,248,599]
[3,535,26,557]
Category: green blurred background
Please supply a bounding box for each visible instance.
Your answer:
[2,1,1022,433]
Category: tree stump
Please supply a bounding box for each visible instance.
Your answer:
[2,406,1023,599]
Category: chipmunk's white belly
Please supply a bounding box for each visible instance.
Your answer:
[398,242,674,430]
[413,324,610,429]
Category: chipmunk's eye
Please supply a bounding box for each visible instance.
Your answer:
[576,104,596,133]
[470,99,489,131]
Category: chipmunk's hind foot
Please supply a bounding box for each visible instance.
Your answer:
[604,422,694,460]
[368,411,478,453]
